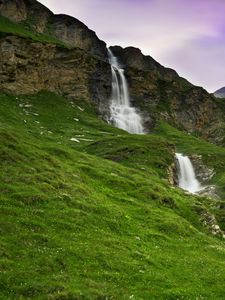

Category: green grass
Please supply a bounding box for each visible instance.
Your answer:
[154,121,225,230]
[1,91,225,299]
[154,122,225,195]
[0,15,65,46]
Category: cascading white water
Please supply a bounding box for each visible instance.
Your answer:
[108,48,144,134]
[176,153,202,194]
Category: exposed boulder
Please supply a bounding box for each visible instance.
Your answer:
[49,14,107,59]
[197,186,219,199]
[201,212,225,238]
[0,1,225,145]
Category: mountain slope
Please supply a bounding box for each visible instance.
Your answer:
[1,91,225,299]
[111,46,225,145]
[0,0,224,146]
[214,87,225,98]
[0,0,107,58]
[0,32,111,112]
[1,2,225,298]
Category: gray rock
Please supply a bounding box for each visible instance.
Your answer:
[0,35,111,110]
[0,0,107,59]
[190,154,215,183]
[110,46,225,145]
[201,212,225,237]
[197,186,219,199]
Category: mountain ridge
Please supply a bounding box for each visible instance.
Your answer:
[0,0,224,146]
[0,0,107,58]
[1,1,225,299]
[214,86,225,98]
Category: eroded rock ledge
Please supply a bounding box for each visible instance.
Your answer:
[0,35,111,111]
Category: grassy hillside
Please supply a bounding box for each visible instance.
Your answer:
[0,15,65,46]
[154,122,225,192]
[1,91,225,299]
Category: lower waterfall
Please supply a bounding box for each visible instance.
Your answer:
[108,48,144,134]
[176,153,202,194]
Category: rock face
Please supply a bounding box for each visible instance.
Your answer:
[189,154,219,199]
[0,0,225,145]
[0,0,28,22]
[190,154,215,183]
[110,46,225,145]
[0,0,107,58]
[201,212,225,238]
[0,35,111,109]
[49,14,107,59]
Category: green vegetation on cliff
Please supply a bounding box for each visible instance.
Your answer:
[1,91,225,299]
[0,15,65,46]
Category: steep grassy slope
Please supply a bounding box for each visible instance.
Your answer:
[0,15,65,46]
[1,91,225,299]
[83,119,225,231]
[154,122,225,231]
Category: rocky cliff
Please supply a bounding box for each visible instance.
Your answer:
[110,46,225,145]
[0,35,111,110]
[0,0,111,112]
[0,0,107,58]
[0,0,224,145]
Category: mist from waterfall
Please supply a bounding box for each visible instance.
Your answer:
[176,153,202,194]
[108,49,144,134]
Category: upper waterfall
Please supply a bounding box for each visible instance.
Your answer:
[108,49,145,134]
[176,153,202,194]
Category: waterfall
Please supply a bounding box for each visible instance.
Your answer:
[108,48,144,134]
[175,153,202,194]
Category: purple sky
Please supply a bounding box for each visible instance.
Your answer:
[39,0,225,92]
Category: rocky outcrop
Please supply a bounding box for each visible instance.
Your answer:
[0,0,107,58]
[0,35,111,108]
[49,14,107,59]
[0,1,224,145]
[0,0,28,22]
[201,211,225,238]
[110,46,225,145]
[189,154,219,199]
[190,154,215,183]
